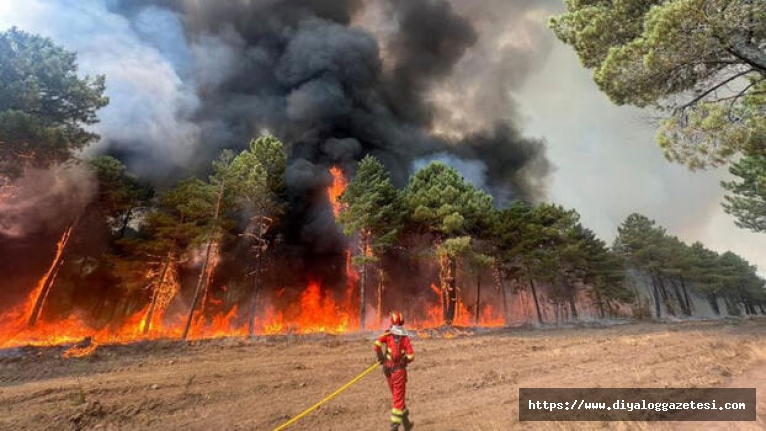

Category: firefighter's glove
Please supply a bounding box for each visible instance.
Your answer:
[376,352,385,364]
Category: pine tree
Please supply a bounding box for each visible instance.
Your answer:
[338,155,401,330]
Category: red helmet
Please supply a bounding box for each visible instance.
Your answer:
[390,311,404,326]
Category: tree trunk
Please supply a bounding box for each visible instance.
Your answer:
[655,272,672,314]
[28,225,74,327]
[360,259,367,331]
[562,278,578,321]
[744,296,756,315]
[708,292,721,315]
[376,267,384,325]
[650,275,662,319]
[669,279,690,316]
[442,254,458,325]
[143,258,171,335]
[182,179,225,340]
[529,278,543,324]
[248,252,263,337]
[474,275,481,325]
[679,275,693,314]
[500,278,509,325]
[568,294,578,321]
[759,304,765,315]
[359,233,369,331]
[182,240,217,340]
[119,208,133,239]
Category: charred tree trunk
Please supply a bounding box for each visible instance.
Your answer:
[669,279,690,316]
[119,208,133,239]
[743,296,756,315]
[568,294,578,321]
[679,275,693,314]
[650,275,662,319]
[529,278,543,324]
[708,292,721,315]
[655,273,672,315]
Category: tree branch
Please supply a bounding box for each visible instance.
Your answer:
[675,68,756,114]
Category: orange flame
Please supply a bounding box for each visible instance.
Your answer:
[62,340,98,358]
[328,166,347,218]
[0,166,506,350]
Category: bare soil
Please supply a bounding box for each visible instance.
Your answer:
[2,319,766,431]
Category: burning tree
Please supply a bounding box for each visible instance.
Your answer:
[402,162,493,326]
[0,28,109,327]
[182,151,234,340]
[224,136,287,336]
[126,178,217,334]
[338,155,401,330]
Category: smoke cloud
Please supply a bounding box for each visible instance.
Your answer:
[0,0,553,252]
[0,163,97,237]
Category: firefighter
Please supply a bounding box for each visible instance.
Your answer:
[374,311,415,431]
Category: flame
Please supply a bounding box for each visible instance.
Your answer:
[0,166,506,351]
[253,280,354,335]
[139,260,181,335]
[26,225,73,327]
[0,275,505,350]
[328,166,347,218]
[62,340,98,358]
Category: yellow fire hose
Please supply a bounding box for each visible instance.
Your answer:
[271,361,381,431]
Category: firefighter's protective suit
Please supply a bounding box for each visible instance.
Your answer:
[374,311,414,430]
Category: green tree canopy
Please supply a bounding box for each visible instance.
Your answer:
[613,213,669,272]
[550,0,766,169]
[338,155,402,329]
[402,162,493,237]
[339,155,401,255]
[138,178,217,258]
[225,135,287,221]
[402,162,493,325]
[0,28,108,181]
[721,154,766,233]
[89,156,153,236]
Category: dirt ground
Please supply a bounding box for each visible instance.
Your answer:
[2,319,766,431]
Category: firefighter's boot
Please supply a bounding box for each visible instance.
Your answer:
[402,410,414,431]
[389,422,400,431]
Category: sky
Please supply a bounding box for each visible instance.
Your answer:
[515,33,765,274]
[1,0,763,274]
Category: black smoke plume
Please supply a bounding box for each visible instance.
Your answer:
[98,0,550,254]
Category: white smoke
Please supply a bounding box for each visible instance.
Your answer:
[0,164,97,237]
[0,0,201,181]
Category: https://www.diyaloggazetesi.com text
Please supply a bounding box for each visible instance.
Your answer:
[518,388,755,421]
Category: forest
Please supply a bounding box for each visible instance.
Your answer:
[1,0,765,347]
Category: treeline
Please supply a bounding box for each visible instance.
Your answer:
[3,28,764,333]
[614,214,766,318]
[65,148,766,334]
